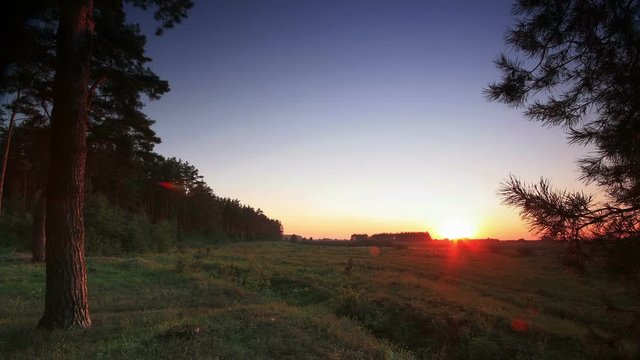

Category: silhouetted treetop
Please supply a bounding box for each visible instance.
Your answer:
[490,3,640,345]
[125,0,193,35]
[487,0,640,208]
[489,0,640,280]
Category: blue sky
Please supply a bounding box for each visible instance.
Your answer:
[130,0,592,239]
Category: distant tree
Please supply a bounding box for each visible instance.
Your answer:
[368,232,431,243]
[140,156,282,242]
[487,0,640,346]
[31,190,46,262]
[0,96,19,215]
[350,234,368,242]
[0,16,54,216]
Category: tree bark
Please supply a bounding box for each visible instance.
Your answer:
[31,191,46,263]
[38,0,93,329]
[0,91,20,215]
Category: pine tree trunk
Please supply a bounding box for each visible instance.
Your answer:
[0,92,19,215]
[38,0,93,329]
[31,192,46,263]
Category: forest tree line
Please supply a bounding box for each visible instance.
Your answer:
[350,232,432,243]
[0,4,282,256]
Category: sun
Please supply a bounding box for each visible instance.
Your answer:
[438,218,475,239]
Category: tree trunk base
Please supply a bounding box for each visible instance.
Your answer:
[31,192,46,263]
[37,313,91,330]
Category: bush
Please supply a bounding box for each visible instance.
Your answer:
[559,248,586,272]
[604,237,640,281]
[0,212,32,250]
[85,194,176,255]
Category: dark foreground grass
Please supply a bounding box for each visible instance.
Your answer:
[0,241,638,359]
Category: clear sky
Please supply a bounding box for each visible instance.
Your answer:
[130,0,593,240]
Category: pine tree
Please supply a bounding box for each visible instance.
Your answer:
[36,0,192,329]
[487,0,640,346]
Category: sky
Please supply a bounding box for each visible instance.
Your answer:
[129,0,593,240]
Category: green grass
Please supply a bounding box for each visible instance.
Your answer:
[0,241,638,359]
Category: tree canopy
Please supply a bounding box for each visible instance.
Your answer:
[487,0,640,344]
[487,0,640,245]
[0,0,283,254]
[1,0,281,329]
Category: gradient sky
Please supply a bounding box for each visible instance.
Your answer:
[129,0,594,240]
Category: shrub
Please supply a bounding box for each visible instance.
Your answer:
[85,194,176,255]
[0,212,32,250]
[604,238,640,280]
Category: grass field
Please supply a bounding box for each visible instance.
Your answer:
[0,240,638,359]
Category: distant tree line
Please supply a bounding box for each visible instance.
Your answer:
[350,232,432,243]
[0,4,281,257]
[0,118,283,257]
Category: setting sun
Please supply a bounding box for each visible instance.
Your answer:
[438,217,476,239]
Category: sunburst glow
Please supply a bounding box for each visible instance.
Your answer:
[438,217,475,239]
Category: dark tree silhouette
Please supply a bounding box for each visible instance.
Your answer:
[0,93,19,214]
[35,0,192,329]
[38,0,95,330]
[1,2,174,261]
[31,190,46,262]
[487,0,640,346]
[487,0,640,253]
[0,1,51,85]
[0,15,54,216]
[2,0,282,265]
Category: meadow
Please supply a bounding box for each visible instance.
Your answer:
[0,240,638,359]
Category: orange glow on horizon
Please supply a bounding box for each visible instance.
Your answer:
[274,204,533,240]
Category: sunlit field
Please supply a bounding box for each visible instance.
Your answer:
[1,240,637,359]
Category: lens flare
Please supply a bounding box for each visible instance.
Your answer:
[157,181,184,191]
